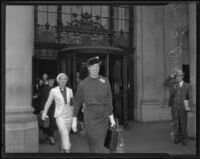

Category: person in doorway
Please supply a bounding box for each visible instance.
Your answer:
[72,56,116,153]
[164,68,193,145]
[32,77,41,114]
[42,73,74,153]
[39,73,56,145]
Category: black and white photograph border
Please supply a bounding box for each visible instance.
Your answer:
[1,0,200,158]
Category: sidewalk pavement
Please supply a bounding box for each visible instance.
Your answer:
[39,121,196,156]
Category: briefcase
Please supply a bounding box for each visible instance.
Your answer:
[104,126,118,151]
[37,113,49,128]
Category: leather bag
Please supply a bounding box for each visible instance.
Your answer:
[104,119,119,151]
[37,113,49,128]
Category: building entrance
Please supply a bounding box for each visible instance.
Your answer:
[58,46,133,125]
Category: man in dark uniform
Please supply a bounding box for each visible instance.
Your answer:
[72,56,116,153]
[164,68,193,145]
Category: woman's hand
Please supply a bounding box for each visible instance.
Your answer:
[41,111,48,121]
[72,117,77,132]
[109,114,116,127]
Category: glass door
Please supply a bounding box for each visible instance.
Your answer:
[109,55,123,123]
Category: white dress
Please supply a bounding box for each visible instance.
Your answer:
[45,86,73,150]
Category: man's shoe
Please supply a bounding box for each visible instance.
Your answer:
[63,149,70,153]
[170,132,180,144]
[59,145,64,153]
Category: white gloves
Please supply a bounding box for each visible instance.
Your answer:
[41,111,48,121]
[72,117,78,132]
[109,114,116,127]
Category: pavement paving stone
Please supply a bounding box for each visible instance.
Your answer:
[39,121,197,156]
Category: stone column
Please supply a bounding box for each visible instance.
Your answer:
[135,6,171,122]
[187,3,196,139]
[5,6,39,152]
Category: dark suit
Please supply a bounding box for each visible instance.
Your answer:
[165,77,193,141]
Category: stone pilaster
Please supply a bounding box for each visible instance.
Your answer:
[5,6,39,152]
[135,6,171,122]
[187,3,196,139]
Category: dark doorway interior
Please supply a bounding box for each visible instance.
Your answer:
[182,64,190,83]
[36,59,57,79]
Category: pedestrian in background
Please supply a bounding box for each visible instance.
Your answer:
[164,68,193,145]
[39,73,56,145]
[72,56,116,153]
[32,77,41,114]
[42,73,74,153]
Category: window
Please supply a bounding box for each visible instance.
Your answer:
[35,5,132,48]
[37,5,57,26]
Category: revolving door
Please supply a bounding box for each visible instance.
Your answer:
[58,46,133,125]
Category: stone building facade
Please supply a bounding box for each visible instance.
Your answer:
[4,3,197,152]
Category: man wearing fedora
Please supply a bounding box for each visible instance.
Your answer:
[164,68,193,145]
[72,56,116,153]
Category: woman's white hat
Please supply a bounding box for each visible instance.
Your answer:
[56,73,68,83]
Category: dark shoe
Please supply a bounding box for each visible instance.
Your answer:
[63,149,70,153]
[170,132,180,144]
[181,138,187,145]
[46,135,55,145]
[59,145,64,153]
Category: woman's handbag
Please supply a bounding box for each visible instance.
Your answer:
[104,126,118,151]
[37,112,49,128]
[104,118,119,151]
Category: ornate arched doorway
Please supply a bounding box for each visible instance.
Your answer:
[33,5,134,126]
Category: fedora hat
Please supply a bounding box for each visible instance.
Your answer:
[86,56,102,67]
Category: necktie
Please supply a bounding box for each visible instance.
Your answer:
[60,87,67,104]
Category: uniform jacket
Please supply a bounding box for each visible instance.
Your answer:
[168,81,193,110]
[45,86,73,118]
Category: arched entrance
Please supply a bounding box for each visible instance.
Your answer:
[58,46,134,125]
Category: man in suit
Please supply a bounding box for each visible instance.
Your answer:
[164,68,193,145]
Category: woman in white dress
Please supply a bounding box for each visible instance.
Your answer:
[42,73,73,153]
